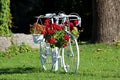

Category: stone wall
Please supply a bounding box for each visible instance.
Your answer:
[0,34,39,51]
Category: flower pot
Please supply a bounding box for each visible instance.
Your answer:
[32,34,44,43]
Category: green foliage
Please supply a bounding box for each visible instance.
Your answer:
[115,40,120,46]
[0,43,35,57]
[71,27,80,39]
[0,0,12,36]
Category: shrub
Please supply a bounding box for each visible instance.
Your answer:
[0,43,35,57]
[0,0,12,36]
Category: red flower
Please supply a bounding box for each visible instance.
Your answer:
[45,19,51,23]
[48,38,56,44]
[44,23,51,28]
[63,43,67,47]
[69,22,74,31]
[74,20,79,25]
[64,34,70,40]
[47,29,54,34]
[51,23,57,29]
[70,26,74,31]
[61,26,64,30]
[64,21,68,25]
[55,25,62,30]
[51,23,61,30]
[41,31,46,34]
[70,22,74,27]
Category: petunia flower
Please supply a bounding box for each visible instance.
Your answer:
[45,18,51,23]
[44,23,51,28]
[55,25,62,31]
[69,22,74,31]
[64,34,70,40]
[41,31,46,34]
[47,29,54,34]
[48,37,56,44]
[70,22,74,27]
[63,43,67,47]
[74,20,79,25]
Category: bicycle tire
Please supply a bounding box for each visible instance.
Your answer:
[62,32,80,73]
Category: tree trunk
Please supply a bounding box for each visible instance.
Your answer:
[92,0,120,44]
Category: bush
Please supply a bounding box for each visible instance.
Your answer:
[0,43,36,57]
[0,0,12,36]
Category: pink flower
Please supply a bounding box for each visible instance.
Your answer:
[64,34,70,40]
[48,38,56,44]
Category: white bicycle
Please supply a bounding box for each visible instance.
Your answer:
[32,12,81,73]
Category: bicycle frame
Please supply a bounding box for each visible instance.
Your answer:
[34,12,81,72]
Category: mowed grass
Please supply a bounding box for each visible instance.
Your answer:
[0,43,120,80]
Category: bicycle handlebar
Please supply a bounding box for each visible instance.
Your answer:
[35,13,81,27]
[36,13,56,18]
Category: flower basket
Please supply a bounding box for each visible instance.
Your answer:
[32,34,44,43]
[30,18,79,48]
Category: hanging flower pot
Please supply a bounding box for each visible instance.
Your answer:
[32,34,44,43]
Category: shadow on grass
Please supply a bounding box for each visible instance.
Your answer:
[0,67,42,75]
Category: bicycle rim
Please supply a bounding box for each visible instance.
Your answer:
[62,36,80,73]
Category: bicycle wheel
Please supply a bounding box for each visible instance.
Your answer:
[40,43,53,71]
[62,33,80,73]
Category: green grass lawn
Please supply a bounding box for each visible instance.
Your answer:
[0,43,120,80]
